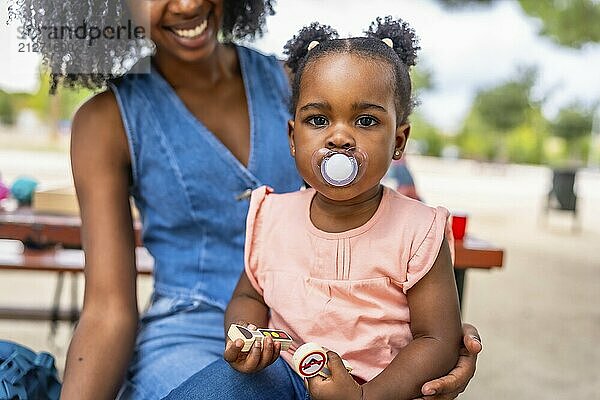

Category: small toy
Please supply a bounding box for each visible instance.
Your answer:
[292,342,353,379]
[227,324,293,352]
[11,177,38,205]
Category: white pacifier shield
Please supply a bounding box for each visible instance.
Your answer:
[321,153,357,186]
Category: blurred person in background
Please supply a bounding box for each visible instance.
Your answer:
[389,158,421,201]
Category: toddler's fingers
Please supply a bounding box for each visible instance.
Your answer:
[258,336,275,367]
[243,340,262,370]
[324,351,347,378]
[269,341,282,365]
[223,339,243,362]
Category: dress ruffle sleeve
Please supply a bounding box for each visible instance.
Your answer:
[243,185,273,296]
[403,206,452,294]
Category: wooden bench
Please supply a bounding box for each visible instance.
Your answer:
[0,242,153,330]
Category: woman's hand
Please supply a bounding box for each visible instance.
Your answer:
[307,351,362,400]
[223,323,281,374]
[414,323,482,400]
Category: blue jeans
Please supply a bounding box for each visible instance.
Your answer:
[163,357,308,400]
[116,295,228,399]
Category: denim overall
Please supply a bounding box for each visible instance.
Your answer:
[109,46,302,399]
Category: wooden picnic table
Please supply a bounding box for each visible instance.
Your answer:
[0,207,503,322]
[0,207,504,268]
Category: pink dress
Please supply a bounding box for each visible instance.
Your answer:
[244,185,451,381]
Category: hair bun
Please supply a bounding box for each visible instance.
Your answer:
[284,22,339,73]
[365,16,420,67]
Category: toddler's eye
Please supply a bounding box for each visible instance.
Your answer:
[357,116,378,127]
[307,116,328,127]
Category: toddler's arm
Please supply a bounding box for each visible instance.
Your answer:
[364,238,462,399]
[223,272,281,373]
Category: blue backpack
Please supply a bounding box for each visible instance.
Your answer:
[0,341,61,400]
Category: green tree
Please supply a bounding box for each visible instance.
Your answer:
[473,68,537,133]
[456,68,547,163]
[550,105,594,162]
[410,113,444,157]
[438,0,600,48]
[505,110,547,164]
[22,72,93,122]
[551,105,594,141]
[519,0,600,48]
[0,90,16,126]
[411,67,434,93]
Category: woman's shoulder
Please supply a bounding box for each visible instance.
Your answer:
[71,90,129,165]
[73,90,121,133]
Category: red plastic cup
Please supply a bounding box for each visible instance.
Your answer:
[451,213,468,241]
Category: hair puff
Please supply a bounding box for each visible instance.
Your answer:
[283,22,339,73]
[365,16,420,67]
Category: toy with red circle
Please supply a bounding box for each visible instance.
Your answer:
[292,342,353,378]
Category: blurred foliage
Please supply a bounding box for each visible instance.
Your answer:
[551,105,594,141]
[519,0,600,48]
[409,68,445,157]
[410,113,444,157]
[25,73,93,121]
[456,68,549,163]
[505,117,546,164]
[0,90,17,125]
[455,68,595,165]
[438,0,600,48]
[550,105,595,163]
[472,67,538,133]
[456,112,501,161]
[0,70,93,127]
[411,67,434,93]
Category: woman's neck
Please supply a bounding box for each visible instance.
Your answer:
[310,185,384,233]
[152,43,236,90]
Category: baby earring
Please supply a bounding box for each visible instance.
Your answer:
[394,150,402,158]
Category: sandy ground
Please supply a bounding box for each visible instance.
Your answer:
[0,148,599,399]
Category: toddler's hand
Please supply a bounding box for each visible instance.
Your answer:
[307,351,362,400]
[223,323,282,374]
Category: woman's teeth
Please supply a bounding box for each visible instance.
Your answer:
[172,20,207,39]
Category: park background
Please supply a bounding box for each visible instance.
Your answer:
[0,1,599,398]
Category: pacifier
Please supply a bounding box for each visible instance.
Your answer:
[311,148,368,187]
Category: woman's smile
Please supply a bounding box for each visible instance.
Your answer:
[170,18,208,38]
[163,10,215,50]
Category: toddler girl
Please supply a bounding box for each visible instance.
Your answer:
[165,16,463,400]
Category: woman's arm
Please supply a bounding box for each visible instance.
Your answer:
[363,238,462,400]
[60,92,139,400]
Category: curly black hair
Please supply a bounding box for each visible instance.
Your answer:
[284,16,420,125]
[6,0,275,93]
